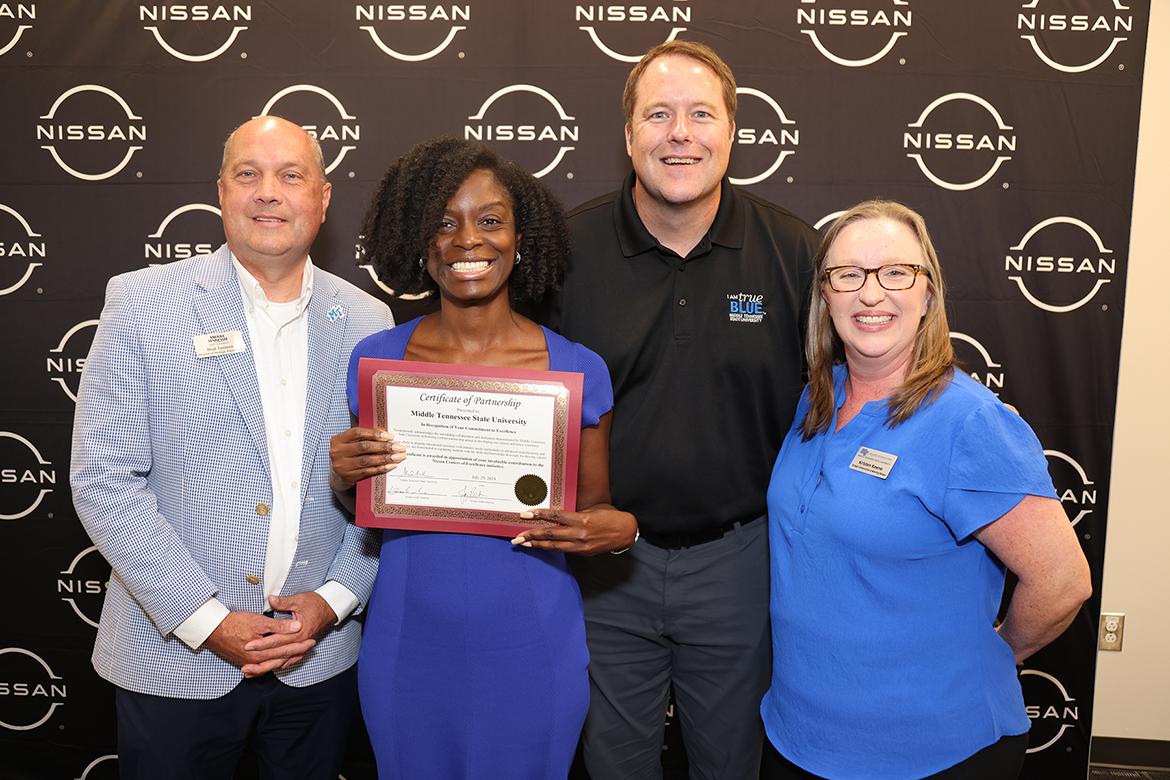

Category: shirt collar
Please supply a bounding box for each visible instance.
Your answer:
[613,171,746,260]
[231,253,315,315]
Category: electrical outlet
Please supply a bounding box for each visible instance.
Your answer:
[1099,613,1125,651]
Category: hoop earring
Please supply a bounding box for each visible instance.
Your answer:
[418,257,425,268]
[515,251,522,264]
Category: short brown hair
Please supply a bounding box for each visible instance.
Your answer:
[622,40,737,129]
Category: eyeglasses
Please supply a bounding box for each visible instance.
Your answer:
[823,264,929,292]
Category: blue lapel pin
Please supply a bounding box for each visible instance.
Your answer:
[326,305,346,323]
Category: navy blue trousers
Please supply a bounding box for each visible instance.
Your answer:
[115,665,358,780]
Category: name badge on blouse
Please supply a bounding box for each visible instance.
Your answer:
[849,446,897,479]
[193,331,246,358]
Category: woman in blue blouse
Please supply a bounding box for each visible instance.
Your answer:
[329,137,637,780]
[761,200,1091,780]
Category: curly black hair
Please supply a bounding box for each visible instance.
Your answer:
[357,136,570,303]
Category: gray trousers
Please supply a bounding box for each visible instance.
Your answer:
[569,517,771,780]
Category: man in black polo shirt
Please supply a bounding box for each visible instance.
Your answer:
[540,41,818,779]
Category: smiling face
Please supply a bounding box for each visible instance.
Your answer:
[217,116,331,275]
[823,217,932,380]
[625,53,734,217]
[427,167,519,306]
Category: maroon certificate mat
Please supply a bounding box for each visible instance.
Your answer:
[356,357,583,537]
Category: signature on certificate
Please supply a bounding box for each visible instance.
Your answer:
[456,485,485,504]
[388,484,432,497]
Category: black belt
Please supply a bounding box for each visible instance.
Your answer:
[641,514,764,550]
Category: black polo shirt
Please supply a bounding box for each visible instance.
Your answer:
[543,172,819,536]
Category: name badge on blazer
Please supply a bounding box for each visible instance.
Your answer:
[193,331,246,358]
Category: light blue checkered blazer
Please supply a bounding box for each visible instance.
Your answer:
[71,245,393,699]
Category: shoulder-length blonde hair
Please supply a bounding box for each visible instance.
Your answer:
[801,200,956,440]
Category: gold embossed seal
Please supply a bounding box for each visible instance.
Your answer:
[514,475,548,506]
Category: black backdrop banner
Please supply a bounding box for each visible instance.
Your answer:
[0,2,1147,778]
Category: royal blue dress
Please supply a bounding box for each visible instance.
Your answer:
[345,317,612,780]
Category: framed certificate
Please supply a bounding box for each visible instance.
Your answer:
[355,357,584,537]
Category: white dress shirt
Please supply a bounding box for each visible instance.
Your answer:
[173,256,358,649]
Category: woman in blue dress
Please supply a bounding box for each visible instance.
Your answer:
[329,137,638,780]
[761,200,1092,779]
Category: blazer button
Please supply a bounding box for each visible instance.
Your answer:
[246,575,260,585]
[256,503,269,517]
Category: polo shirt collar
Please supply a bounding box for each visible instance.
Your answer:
[613,170,746,259]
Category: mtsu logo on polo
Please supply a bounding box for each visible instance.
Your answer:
[1017,0,1135,73]
[796,0,912,67]
[904,93,1016,191]
[140,4,251,62]
[37,85,147,181]
[574,1,690,62]
[0,202,45,296]
[258,86,360,175]
[356,4,469,61]
[464,85,578,178]
[1004,216,1116,313]
[0,2,34,58]
[727,292,766,323]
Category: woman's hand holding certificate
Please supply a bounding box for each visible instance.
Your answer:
[329,427,405,491]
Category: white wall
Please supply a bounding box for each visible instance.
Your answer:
[1091,0,1170,742]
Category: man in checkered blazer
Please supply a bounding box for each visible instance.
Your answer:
[71,116,394,779]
